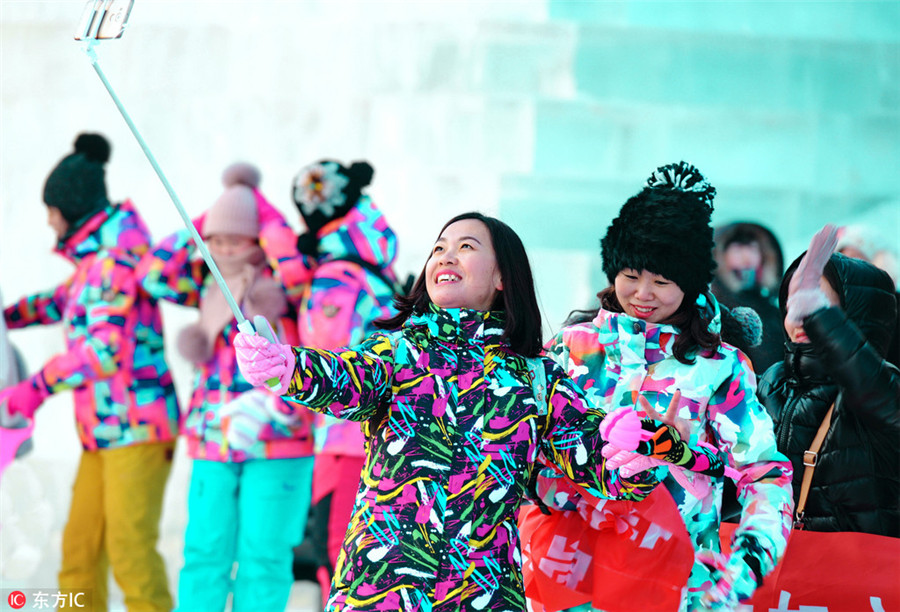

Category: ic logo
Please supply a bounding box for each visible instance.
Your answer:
[8,590,27,609]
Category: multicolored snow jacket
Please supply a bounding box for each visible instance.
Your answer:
[288,195,400,458]
[542,302,793,611]
[4,201,179,450]
[137,221,314,462]
[272,305,661,611]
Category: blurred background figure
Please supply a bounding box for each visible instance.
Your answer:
[836,224,899,366]
[136,162,315,612]
[837,224,899,288]
[2,133,180,612]
[278,159,402,607]
[0,290,26,389]
[0,303,57,589]
[711,221,784,373]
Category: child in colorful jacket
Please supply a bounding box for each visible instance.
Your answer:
[233,211,729,612]
[531,163,794,612]
[1,133,180,611]
[285,159,401,601]
[135,163,315,612]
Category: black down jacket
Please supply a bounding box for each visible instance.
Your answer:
[758,253,900,537]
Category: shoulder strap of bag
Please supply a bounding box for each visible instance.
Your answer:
[525,356,547,414]
[794,403,835,529]
[524,356,552,514]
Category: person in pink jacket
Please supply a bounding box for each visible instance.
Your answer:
[136,163,315,612]
[282,159,402,602]
[2,133,180,611]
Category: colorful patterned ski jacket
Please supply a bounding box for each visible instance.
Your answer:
[137,219,314,462]
[4,201,180,450]
[293,195,400,458]
[273,305,661,611]
[542,303,793,611]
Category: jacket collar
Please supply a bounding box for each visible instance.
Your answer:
[592,292,721,366]
[405,303,505,346]
[53,200,150,264]
[783,341,833,388]
[594,309,678,366]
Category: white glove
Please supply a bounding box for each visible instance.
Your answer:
[219,391,271,452]
[785,288,831,326]
[785,225,838,326]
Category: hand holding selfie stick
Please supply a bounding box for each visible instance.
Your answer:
[74,1,280,388]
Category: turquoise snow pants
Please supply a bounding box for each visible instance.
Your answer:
[177,456,313,612]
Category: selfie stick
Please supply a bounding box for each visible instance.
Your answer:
[75,1,266,339]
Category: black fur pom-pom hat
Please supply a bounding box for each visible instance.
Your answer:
[600,161,718,300]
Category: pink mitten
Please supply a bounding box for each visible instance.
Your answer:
[0,375,49,421]
[599,407,652,452]
[602,446,662,477]
[233,332,296,395]
[0,407,35,483]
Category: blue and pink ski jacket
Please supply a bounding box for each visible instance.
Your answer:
[4,201,180,450]
[540,302,794,611]
[281,195,400,458]
[136,208,314,462]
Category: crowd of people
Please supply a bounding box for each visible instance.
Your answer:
[1,132,897,612]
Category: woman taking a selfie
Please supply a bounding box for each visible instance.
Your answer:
[233,211,725,611]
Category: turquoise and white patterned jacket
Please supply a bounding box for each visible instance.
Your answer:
[541,300,793,611]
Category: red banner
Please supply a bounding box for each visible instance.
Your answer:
[521,486,694,612]
[521,500,900,612]
[719,522,900,612]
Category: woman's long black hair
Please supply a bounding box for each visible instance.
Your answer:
[376,212,543,357]
[566,284,721,365]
